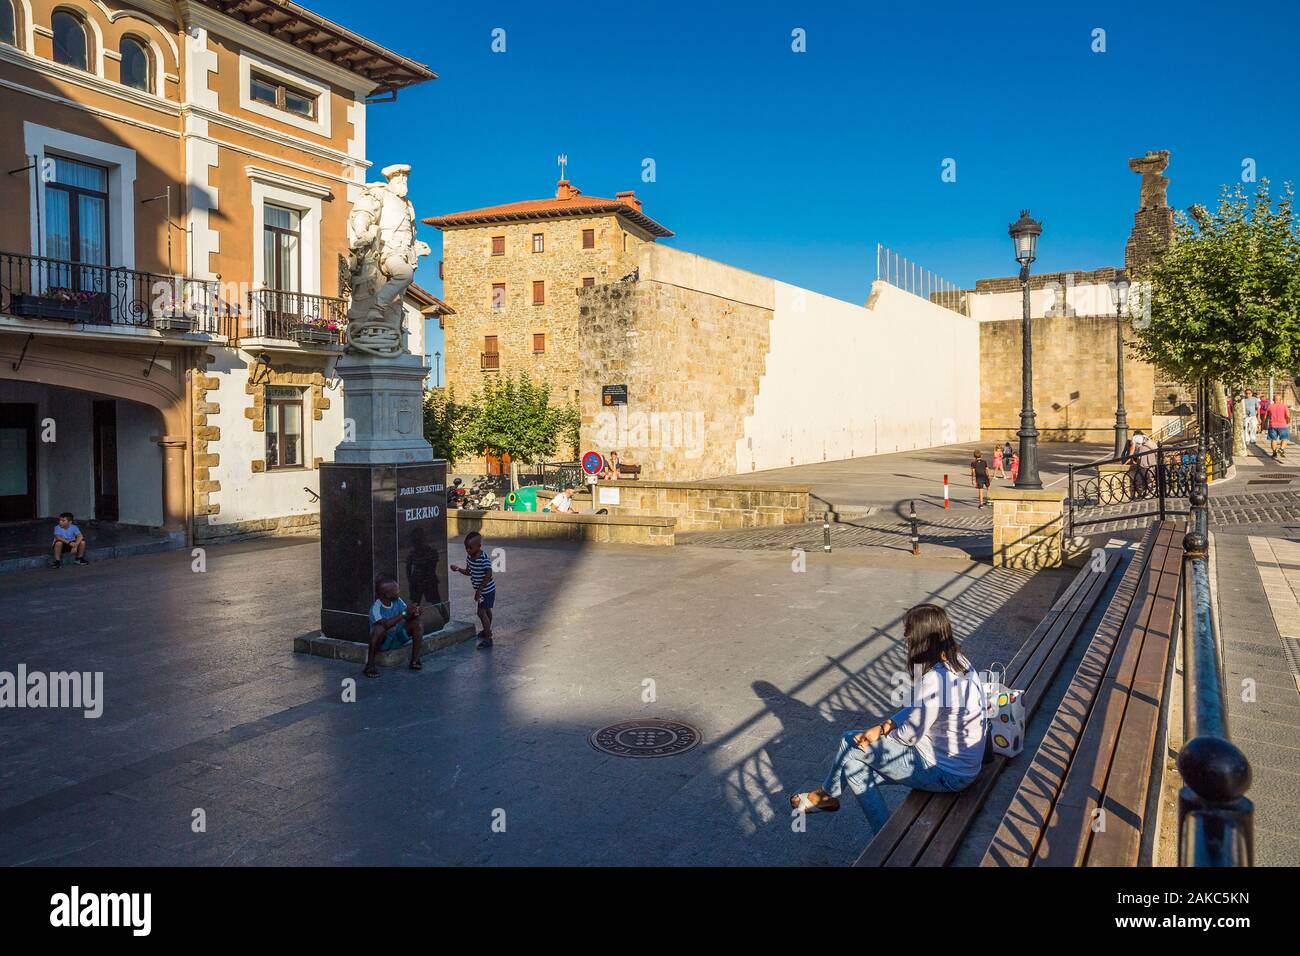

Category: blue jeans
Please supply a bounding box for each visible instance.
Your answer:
[821,731,974,832]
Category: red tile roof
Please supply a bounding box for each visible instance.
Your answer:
[422,181,673,238]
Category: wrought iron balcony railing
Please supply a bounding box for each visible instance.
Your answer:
[0,250,234,335]
[481,351,500,370]
[245,288,347,348]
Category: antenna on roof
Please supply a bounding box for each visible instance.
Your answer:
[557,153,568,180]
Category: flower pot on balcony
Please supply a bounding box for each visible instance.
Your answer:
[290,325,340,347]
[9,292,104,324]
[152,308,199,332]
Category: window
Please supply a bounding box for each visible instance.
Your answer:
[491,282,505,310]
[52,10,88,71]
[264,386,304,469]
[249,70,317,119]
[533,333,545,354]
[1,1,15,47]
[532,280,545,305]
[582,277,595,288]
[532,233,544,253]
[120,37,151,92]
[491,235,505,256]
[582,228,595,249]
[482,335,499,370]
[263,204,301,292]
[44,157,108,291]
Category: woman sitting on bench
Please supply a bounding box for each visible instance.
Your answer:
[790,603,987,831]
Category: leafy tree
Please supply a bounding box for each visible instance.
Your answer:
[1132,180,1300,412]
[422,386,473,463]
[459,374,578,488]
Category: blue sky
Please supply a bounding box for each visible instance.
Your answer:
[313,0,1300,357]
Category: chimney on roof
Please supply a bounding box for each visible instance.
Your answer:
[615,190,642,212]
[556,180,581,200]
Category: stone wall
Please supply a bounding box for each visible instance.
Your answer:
[979,315,1155,441]
[578,246,774,481]
[989,487,1066,570]
[439,212,651,409]
[598,479,809,532]
[448,508,675,546]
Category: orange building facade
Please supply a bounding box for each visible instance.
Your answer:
[0,0,434,547]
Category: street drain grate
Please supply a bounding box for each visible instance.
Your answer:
[1247,479,1293,486]
[1261,473,1295,479]
[588,719,702,758]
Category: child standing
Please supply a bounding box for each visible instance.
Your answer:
[1009,452,1020,484]
[451,530,496,648]
[970,450,991,509]
[992,444,1004,478]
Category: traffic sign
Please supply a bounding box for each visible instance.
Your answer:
[582,451,605,475]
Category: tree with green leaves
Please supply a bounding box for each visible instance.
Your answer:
[1131,180,1300,451]
[458,373,580,488]
[422,386,474,463]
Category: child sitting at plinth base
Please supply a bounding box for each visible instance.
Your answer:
[365,573,424,678]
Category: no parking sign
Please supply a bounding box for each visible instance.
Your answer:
[582,451,605,475]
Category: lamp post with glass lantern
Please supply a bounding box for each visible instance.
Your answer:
[1009,210,1043,489]
[1110,270,1131,458]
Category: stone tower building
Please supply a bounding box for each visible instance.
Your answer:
[424,181,674,416]
[1124,149,1176,273]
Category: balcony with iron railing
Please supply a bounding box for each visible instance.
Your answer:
[481,351,500,370]
[0,250,235,338]
[242,288,348,350]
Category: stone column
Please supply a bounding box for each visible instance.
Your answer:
[333,352,433,464]
[158,435,188,534]
[989,486,1067,570]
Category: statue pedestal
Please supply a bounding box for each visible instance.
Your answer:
[333,352,433,465]
[317,460,454,643]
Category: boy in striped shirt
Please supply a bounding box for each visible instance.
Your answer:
[451,530,497,648]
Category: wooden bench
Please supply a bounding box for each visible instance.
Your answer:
[615,463,641,479]
[853,534,1135,867]
[982,518,1186,866]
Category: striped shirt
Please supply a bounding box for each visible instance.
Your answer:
[467,551,496,594]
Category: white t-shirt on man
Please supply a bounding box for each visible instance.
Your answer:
[551,491,575,513]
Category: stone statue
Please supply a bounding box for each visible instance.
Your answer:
[1128,150,1171,211]
[345,164,430,358]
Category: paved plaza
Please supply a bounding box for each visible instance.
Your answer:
[1,440,1296,866]
[0,530,1075,866]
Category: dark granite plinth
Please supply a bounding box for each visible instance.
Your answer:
[319,460,450,643]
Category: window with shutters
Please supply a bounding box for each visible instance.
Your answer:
[581,228,594,249]
[491,283,505,310]
[532,280,544,305]
[533,333,545,353]
[491,235,505,256]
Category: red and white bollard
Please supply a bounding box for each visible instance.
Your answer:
[943,474,950,509]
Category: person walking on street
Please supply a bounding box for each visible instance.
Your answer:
[992,444,1004,479]
[970,451,991,508]
[1267,393,1291,461]
[1243,389,1260,446]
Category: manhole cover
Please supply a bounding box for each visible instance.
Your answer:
[588,719,702,758]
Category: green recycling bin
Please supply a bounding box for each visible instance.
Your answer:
[506,485,542,512]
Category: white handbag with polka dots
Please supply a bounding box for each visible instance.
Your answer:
[982,663,1026,758]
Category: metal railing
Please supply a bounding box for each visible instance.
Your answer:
[1176,424,1253,866]
[481,351,500,370]
[874,243,966,314]
[0,250,232,334]
[246,288,346,346]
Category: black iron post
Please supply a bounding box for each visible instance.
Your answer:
[1112,272,1130,458]
[1009,212,1043,489]
[823,511,831,554]
[1177,528,1253,866]
[909,500,920,556]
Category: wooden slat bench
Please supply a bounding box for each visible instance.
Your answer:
[853,532,1138,867]
[981,518,1186,866]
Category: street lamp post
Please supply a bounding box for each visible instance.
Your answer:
[1009,210,1043,489]
[435,350,442,388]
[1110,270,1131,458]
